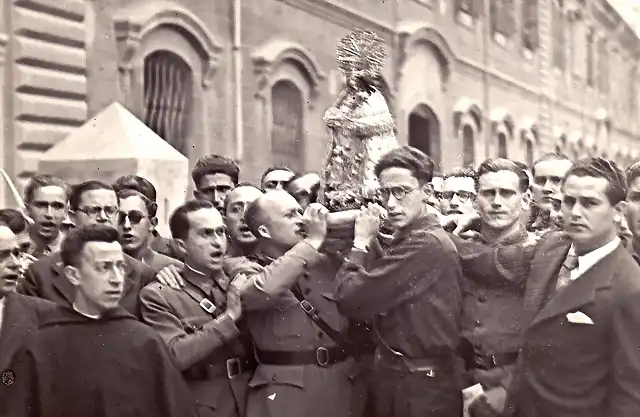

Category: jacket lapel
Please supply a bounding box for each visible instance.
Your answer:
[119,254,139,300]
[0,294,30,371]
[521,235,571,328]
[51,258,75,305]
[529,244,619,328]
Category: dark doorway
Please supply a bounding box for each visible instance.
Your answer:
[497,133,508,158]
[408,104,441,169]
[462,124,475,168]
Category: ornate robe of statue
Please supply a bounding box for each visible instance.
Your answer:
[319,30,399,213]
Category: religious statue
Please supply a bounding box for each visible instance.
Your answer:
[319,29,399,214]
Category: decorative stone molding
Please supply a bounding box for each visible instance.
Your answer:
[519,118,539,143]
[453,98,482,132]
[490,108,515,140]
[113,1,224,89]
[251,40,326,106]
[397,23,456,84]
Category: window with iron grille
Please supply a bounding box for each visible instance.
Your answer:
[597,38,609,94]
[271,80,304,173]
[521,0,539,50]
[552,0,565,70]
[586,28,595,86]
[143,51,193,155]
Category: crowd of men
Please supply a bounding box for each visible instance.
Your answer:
[0,148,639,417]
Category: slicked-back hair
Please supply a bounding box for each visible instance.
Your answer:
[532,152,572,176]
[0,208,28,234]
[191,155,240,188]
[444,167,476,180]
[261,165,294,183]
[113,175,157,202]
[475,158,530,193]
[223,183,263,214]
[625,160,640,186]
[374,146,434,184]
[564,157,627,205]
[24,174,69,204]
[116,188,158,217]
[61,225,119,267]
[169,199,217,240]
[69,181,115,211]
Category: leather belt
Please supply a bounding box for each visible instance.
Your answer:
[256,346,350,367]
[375,348,454,377]
[184,357,255,381]
[473,351,519,370]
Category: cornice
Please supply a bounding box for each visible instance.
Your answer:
[276,0,394,37]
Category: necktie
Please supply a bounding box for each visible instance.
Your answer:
[556,252,579,290]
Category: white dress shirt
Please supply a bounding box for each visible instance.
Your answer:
[567,237,621,281]
[0,296,5,336]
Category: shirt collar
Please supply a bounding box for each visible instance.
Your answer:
[478,223,528,246]
[392,213,441,242]
[568,236,621,274]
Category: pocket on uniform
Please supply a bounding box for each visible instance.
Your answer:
[248,364,304,389]
[247,365,305,417]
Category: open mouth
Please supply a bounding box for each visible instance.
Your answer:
[209,250,223,261]
[446,209,462,215]
[237,225,253,236]
[2,273,19,282]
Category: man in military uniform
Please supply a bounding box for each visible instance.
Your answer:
[140,199,254,417]
[232,191,364,417]
[456,159,534,414]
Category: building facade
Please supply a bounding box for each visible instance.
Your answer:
[0,0,638,204]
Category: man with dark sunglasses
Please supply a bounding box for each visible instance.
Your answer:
[116,188,182,271]
[20,181,156,319]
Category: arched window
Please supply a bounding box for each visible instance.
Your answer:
[271,80,304,172]
[462,124,475,168]
[498,133,508,158]
[525,140,534,167]
[143,51,193,154]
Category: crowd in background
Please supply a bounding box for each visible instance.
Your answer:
[0,148,638,417]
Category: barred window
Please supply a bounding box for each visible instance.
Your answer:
[552,0,565,70]
[143,51,193,154]
[462,125,475,168]
[597,38,609,94]
[525,140,534,167]
[490,0,516,37]
[521,0,539,50]
[498,133,508,158]
[271,80,304,172]
[586,29,595,86]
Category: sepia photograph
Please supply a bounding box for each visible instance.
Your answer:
[0,0,640,416]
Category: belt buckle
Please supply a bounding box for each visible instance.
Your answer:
[226,357,242,379]
[300,300,314,314]
[200,298,216,314]
[316,347,330,367]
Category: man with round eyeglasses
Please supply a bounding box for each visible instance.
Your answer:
[441,169,477,217]
[20,181,156,319]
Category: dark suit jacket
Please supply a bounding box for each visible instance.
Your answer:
[19,252,156,320]
[508,232,640,417]
[0,293,55,410]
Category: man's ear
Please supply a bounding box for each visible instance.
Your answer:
[149,216,158,233]
[521,189,533,211]
[257,225,271,239]
[174,238,187,256]
[64,265,81,286]
[421,183,434,203]
[614,200,627,223]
